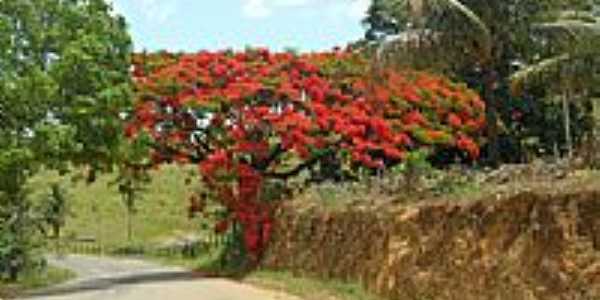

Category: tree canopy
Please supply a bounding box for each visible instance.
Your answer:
[0,0,132,280]
[0,0,132,172]
[127,49,486,261]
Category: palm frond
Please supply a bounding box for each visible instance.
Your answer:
[511,14,600,96]
[510,53,571,95]
[375,0,493,68]
[431,0,492,62]
[533,19,600,39]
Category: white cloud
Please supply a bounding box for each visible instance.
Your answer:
[273,0,310,6]
[347,0,370,19]
[241,0,370,19]
[319,0,370,21]
[108,0,176,23]
[243,0,272,18]
[138,0,176,23]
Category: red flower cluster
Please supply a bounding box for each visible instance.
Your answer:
[127,49,486,260]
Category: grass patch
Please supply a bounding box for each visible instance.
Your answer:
[143,248,224,272]
[0,266,75,298]
[245,270,384,300]
[29,164,204,253]
[143,239,247,276]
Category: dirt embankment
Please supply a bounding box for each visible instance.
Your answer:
[262,188,600,300]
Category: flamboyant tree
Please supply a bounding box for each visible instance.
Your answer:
[127,49,485,262]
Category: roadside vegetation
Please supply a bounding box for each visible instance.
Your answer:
[0,266,74,298]
[245,270,385,300]
[29,165,202,255]
[2,0,600,299]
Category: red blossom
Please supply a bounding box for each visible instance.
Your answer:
[447,113,463,128]
[403,110,427,126]
[383,146,406,160]
[128,49,487,261]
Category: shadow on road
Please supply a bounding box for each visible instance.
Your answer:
[19,270,207,299]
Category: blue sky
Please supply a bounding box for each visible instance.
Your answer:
[109,0,370,52]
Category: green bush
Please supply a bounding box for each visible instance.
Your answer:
[0,189,45,281]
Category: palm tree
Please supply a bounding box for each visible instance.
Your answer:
[510,11,600,158]
[368,0,598,164]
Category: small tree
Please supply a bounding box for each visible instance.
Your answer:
[0,151,42,281]
[38,183,70,254]
[115,164,150,243]
[41,184,69,239]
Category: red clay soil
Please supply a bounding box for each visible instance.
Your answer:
[263,172,600,300]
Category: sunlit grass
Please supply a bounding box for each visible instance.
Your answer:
[0,266,75,298]
[245,270,385,300]
[29,164,203,252]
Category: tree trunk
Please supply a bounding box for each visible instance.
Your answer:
[484,69,500,167]
[592,96,600,167]
[127,211,132,243]
[593,96,599,138]
[125,188,135,244]
[127,202,133,243]
[563,91,573,158]
[54,225,61,254]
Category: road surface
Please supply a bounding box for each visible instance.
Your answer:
[18,255,299,300]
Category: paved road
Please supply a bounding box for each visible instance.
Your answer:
[19,255,299,300]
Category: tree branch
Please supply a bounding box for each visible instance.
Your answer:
[262,150,331,180]
[253,144,285,172]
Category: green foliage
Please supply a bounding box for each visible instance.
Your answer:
[363,0,600,163]
[391,149,432,174]
[391,149,433,193]
[0,266,75,298]
[39,183,70,240]
[0,0,132,280]
[0,0,132,169]
[0,197,45,282]
[0,150,44,281]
